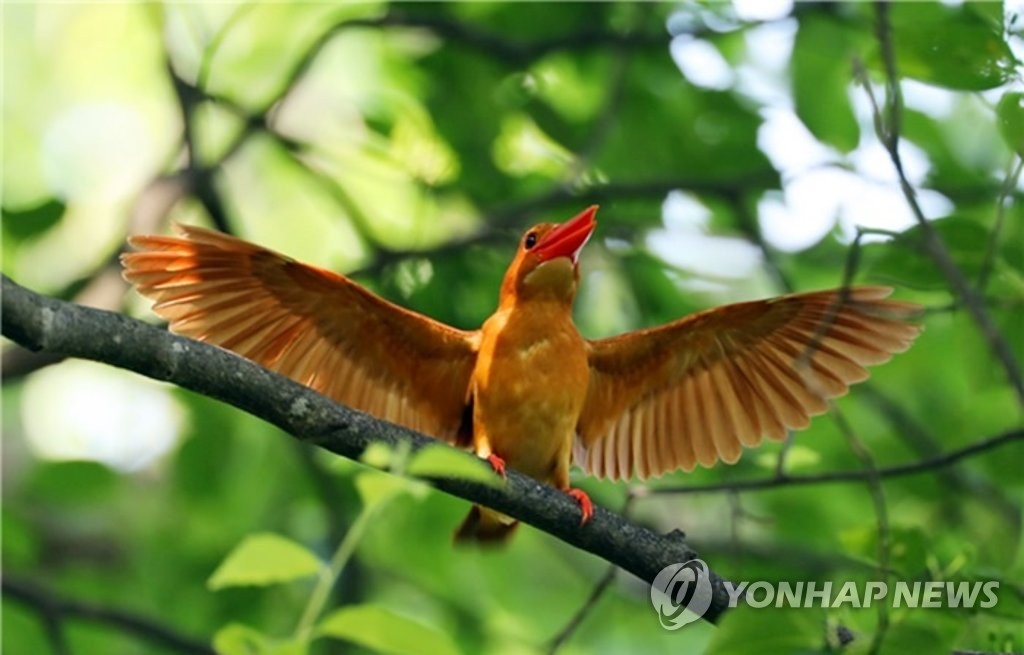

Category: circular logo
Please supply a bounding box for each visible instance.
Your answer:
[650,559,713,630]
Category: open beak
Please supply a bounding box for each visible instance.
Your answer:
[533,205,598,264]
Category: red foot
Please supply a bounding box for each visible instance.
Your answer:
[566,488,594,525]
[486,453,507,479]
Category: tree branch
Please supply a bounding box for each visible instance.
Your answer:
[0,274,735,625]
[546,490,639,654]
[831,408,891,654]
[859,384,1021,529]
[855,2,1024,406]
[2,576,215,655]
[262,9,673,114]
[652,428,1023,495]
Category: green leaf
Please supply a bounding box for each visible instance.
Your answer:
[360,442,395,470]
[213,623,270,655]
[406,444,503,487]
[707,605,823,654]
[884,3,1017,90]
[212,626,307,655]
[355,470,425,508]
[997,92,1024,157]
[208,533,323,590]
[1,198,65,242]
[316,604,460,655]
[263,640,308,655]
[792,14,862,152]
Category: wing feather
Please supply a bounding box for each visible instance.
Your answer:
[576,287,922,480]
[122,223,479,443]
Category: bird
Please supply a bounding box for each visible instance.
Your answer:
[121,206,921,543]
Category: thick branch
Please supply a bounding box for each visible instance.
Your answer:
[0,275,734,625]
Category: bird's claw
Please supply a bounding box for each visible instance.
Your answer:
[566,487,594,525]
[486,453,507,479]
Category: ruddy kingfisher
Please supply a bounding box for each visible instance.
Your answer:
[122,206,920,542]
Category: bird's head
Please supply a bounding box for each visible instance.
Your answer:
[500,205,598,306]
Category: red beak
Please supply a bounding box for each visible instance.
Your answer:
[533,205,598,264]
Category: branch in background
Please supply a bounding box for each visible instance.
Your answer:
[546,565,618,655]
[857,2,1024,406]
[165,51,780,277]
[859,384,1021,530]
[265,8,674,116]
[346,175,778,278]
[168,61,231,233]
[728,192,794,292]
[3,577,215,655]
[0,275,736,626]
[1,166,197,383]
[546,490,639,654]
[651,428,1023,495]
[977,156,1023,292]
[697,538,890,577]
[829,229,893,652]
[832,408,891,653]
[562,4,651,179]
[355,11,673,65]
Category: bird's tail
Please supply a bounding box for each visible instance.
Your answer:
[453,505,518,545]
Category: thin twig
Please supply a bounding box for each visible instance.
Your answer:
[546,490,639,654]
[977,156,1023,292]
[167,60,231,233]
[831,408,891,654]
[729,192,794,292]
[545,563,619,654]
[773,433,794,480]
[652,428,1023,494]
[346,175,777,278]
[564,5,650,182]
[859,384,1021,529]
[262,8,674,116]
[855,3,1024,406]
[170,65,777,279]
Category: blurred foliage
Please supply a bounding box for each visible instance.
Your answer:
[2,2,1023,655]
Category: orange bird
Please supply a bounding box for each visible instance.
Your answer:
[122,207,921,542]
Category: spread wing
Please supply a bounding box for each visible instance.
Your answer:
[574,287,922,480]
[122,224,479,443]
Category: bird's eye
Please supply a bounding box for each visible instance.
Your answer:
[524,232,538,249]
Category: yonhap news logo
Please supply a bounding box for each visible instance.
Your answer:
[650,559,714,629]
[650,561,1001,629]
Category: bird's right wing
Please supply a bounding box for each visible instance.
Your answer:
[575,287,922,480]
[122,224,479,443]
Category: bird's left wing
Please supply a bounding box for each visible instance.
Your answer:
[123,224,479,443]
[574,287,921,480]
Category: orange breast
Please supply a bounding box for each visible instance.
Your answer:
[471,305,589,484]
